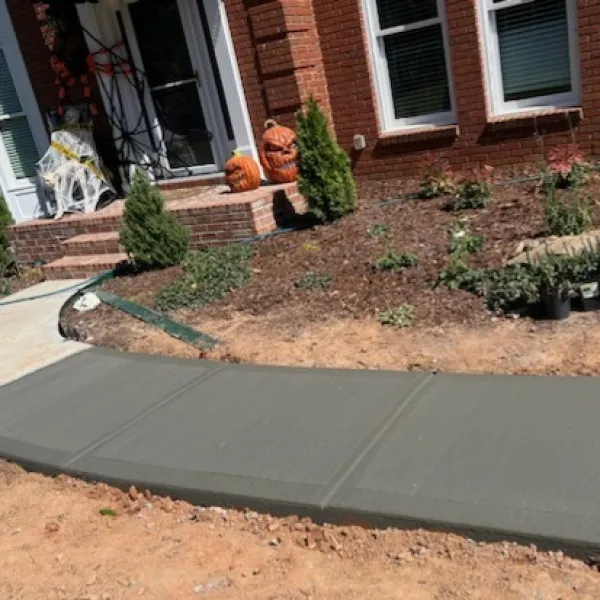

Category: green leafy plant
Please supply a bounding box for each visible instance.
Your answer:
[449,221,485,256]
[296,97,357,223]
[294,271,333,290]
[120,170,189,270]
[0,193,12,252]
[156,244,254,311]
[379,304,416,329]
[0,193,14,296]
[99,508,117,517]
[373,250,419,272]
[438,256,486,295]
[0,278,10,298]
[418,154,455,199]
[535,253,574,299]
[563,241,600,283]
[367,223,390,239]
[448,166,494,211]
[484,264,540,312]
[544,187,592,237]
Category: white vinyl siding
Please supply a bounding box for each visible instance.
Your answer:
[481,0,580,115]
[363,0,456,131]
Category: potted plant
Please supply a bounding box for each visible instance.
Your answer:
[562,242,600,312]
[536,253,573,320]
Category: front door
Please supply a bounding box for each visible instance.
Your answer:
[126,0,232,175]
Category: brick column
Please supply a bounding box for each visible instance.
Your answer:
[577,0,600,156]
[224,0,332,135]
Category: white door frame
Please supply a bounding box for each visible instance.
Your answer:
[0,0,48,222]
[77,0,257,179]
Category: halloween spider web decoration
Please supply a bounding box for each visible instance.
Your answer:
[37,128,112,218]
[82,13,214,183]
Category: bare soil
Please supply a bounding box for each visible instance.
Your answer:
[2,459,600,600]
[68,303,600,376]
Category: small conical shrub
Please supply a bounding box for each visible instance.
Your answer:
[120,170,188,270]
[0,193,13,251]
[296,97,357,223]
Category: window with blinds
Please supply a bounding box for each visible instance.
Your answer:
[365,0,455,130]
[482,0,579,114]
[0,48,39,180]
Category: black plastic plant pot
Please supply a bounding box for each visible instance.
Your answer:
[541,286,571,320]
[576,281,600,312]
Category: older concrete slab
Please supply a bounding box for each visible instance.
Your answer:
[0,280,88,385]
[0,349,218,467]
[329,372,600,550]
[69,360,429,510]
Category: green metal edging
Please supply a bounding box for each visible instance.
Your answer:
[96,290,218,351]
[58,269,219,352]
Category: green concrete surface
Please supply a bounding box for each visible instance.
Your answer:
[1,346,600,556]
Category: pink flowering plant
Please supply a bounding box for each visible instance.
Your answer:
[546,144,588,189]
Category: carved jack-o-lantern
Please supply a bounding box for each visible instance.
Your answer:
[225,150,261,193]
[259,119,299,184]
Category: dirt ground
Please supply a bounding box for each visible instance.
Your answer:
[67,303,600,376]
[2,460,600,600]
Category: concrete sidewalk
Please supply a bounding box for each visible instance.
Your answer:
[1,344,600,556]
[0,280,88,385]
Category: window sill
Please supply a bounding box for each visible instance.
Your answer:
[485,107,583,131]
[376,125,459,147]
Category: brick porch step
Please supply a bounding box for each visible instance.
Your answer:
[62,231,121,257]
[42,253,128,280]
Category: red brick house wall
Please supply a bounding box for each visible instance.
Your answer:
[224,0,332,135]
[309,0,598,179]
[7,0,599,183]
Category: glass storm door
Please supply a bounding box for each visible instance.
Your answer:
[128,0,221,173]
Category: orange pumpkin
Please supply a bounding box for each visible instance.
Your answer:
[259,119,299,184]
[225,150,261,193]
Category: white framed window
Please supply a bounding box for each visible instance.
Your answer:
[363,0,456,132]
[480,0,580,116]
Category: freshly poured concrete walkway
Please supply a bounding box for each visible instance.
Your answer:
[1,284,600,555]
[0,280,88,385]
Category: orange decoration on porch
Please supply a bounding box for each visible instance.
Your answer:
[259,119,299,184]
[225,150,261,193]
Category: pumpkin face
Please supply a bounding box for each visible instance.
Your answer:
[225,151,261,193]
[259,120,299,184]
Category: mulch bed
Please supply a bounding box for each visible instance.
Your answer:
[90,179,600,328]
[2,267,46,298]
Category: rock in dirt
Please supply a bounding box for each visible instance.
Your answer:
[509,230,600,265]
[193,577,233,594]
[45,521,60,534]
[73,292,102,313]
[128,485,139,501]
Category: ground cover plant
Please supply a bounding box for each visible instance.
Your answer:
[156,245,254,311]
